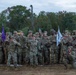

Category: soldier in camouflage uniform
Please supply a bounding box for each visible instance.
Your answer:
[41,31,51,65]
[50,30,58,64]
[13,31,20,64]
[63,46,76,69]
[13,31,19,41]
[7,36,21,67]
[4,32,10,64]
[18,30,27,64]
[26,30,33,64]
[35,32,43,65]
[29,34,38,66]
[72,30,76,68]
[0,33,3,64]
[61,30,73,63]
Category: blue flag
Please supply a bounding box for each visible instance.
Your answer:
[1,26,6,42]
[56,27,62,46]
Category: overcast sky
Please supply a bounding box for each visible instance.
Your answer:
[0,0,76,14]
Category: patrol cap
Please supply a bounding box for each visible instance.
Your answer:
[44,31,47,33]
[73,30,76,32]
[33,33,37,36]
[13,31,17,34]
[28,30,33,33]
[68,46,73,49]
[65,30,69,33]
[50,29,56,32]
[71,51,75,55]
[18,30,23,33]
[0,33,2,37]
[17,32,21,35]
[35,32,39,35]
[7,32,12,36]
[9,35,14,39]
[50,29,56,35]
[0,33,2,35]
[5,32,9,35]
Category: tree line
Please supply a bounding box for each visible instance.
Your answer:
[0,5,76,35]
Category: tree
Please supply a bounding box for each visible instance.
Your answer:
[35,11,52,33]
[0,5,31,32]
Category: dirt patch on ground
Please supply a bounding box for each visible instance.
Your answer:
[0,64,76,75]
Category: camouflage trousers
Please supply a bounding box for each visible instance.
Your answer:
[44,50,50,65]
[25,50,30,64]
[63,55,74,69]
[7,51,17,67]
[50,49,58,64]
[17,48,22,64]
[29,51,38,65]
[38,51,43,65]
[0,47,3,64]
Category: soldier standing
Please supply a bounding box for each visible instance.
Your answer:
[26,30,33,64]
[0,33,3,64]
[35,32,43,65]
[7,36,21,67]
[50,30,57,64]
[29,34,38,66]
[18,31,27,64]
[41,31,51,65]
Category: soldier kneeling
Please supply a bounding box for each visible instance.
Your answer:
[63,46,75,69]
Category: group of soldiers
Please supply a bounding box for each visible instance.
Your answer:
[0,29,76,69]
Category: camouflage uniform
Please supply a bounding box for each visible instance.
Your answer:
[18,33,27,64]
[7,36,21,67]
[13,31,21,64]
[29,36,38,65]
[26,30,33,64]
[63,46,74,69]
[50,34,58,64]
[41,34,51,65]
[35,32,43,65]
[71,38,76,68]
[61,33,73,63]
[4,32,11,64]
[0,33,3,64]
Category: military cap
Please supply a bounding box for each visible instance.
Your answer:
[6,32,9,35]
[73,30,76,32]
[9,35,14,39]
[71,51,76,55]
[44,31,47,33]
[0,33,2,35]
[35,32,39,35]
[50,29,55,32]
[17,33,21,35]
[65,30,69,33]
[6,32,12,36]
[28,30,33,33]
[18,30,23,33]
[68,46,73,49]
[33,34,36,37]
[13,31,17,34]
